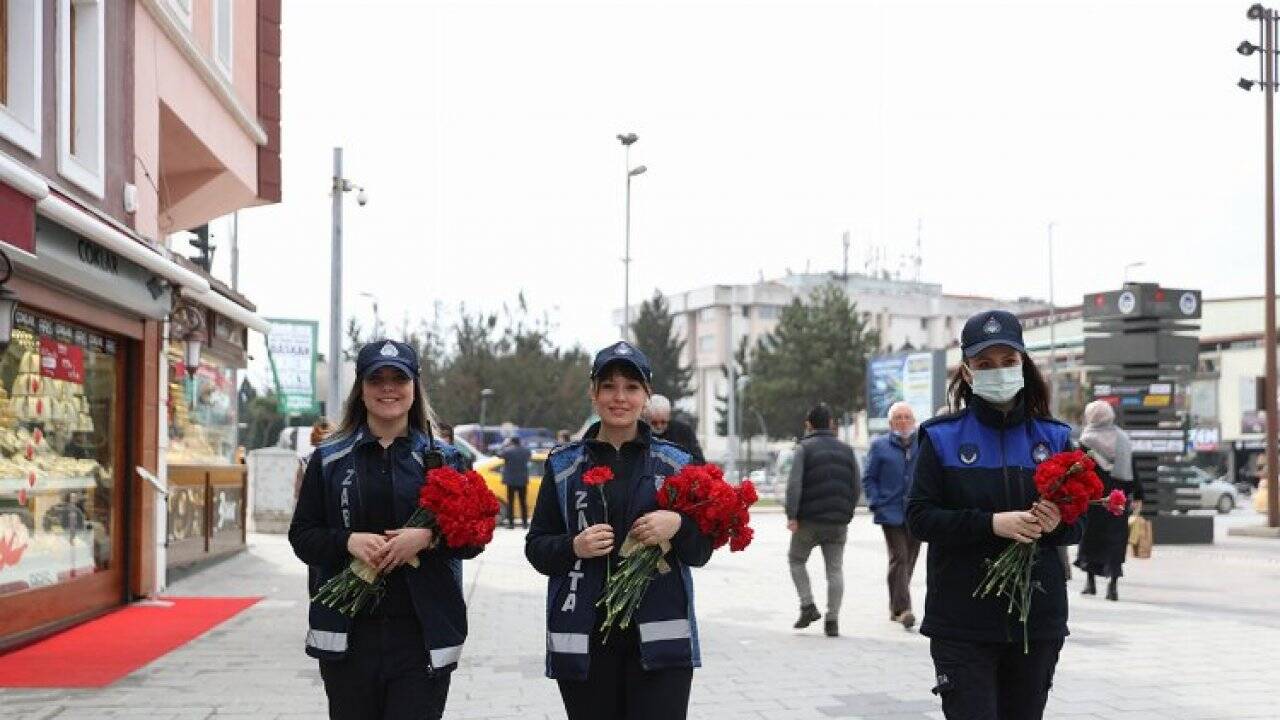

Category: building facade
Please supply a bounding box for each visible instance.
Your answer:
[614,272,1049,462]
[0,0,280,650]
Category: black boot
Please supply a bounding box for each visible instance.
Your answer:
[824,619,839,637]
[794,604,821,629]
[1106,577,1119,601]
[1082,573,1097,596]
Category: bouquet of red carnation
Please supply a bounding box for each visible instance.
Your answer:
[597,464,756,639]
[314,465,500,617]
[974,449,1107,653]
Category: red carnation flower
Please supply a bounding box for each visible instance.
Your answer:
[1104,489,1127,516]
[583,466,614,487]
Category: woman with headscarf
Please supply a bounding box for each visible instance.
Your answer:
[1074,400,1143,601]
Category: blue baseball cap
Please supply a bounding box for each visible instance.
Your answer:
[591,341,652,384]
[961,310,1026,358]
[356,339,419,379]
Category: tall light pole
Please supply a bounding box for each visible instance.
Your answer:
[479,388,495,450]
[618,132,644,339]
[1122,261,1146,284]
[1047,222,1057,417]
[1239,4,1280,529]
[359,291,383,339]
[328,147,368,423]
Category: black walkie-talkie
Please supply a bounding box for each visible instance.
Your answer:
[423,422,445,470]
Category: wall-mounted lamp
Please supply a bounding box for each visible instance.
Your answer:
[0,249,20,352]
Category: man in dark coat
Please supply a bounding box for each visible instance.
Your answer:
[863,401,922,629]
[498,436,532,529]
[784,403,860,637]
[645,394,706,464]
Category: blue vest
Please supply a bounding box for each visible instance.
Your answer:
[542,440,701,680]
[304,427,470,672]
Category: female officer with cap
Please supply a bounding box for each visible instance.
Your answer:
[907,311,1083,720]
[289,339,479,720]
[526,340,714,720]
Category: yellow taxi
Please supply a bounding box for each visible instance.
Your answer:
[474,450,548,521]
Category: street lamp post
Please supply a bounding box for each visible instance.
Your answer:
[1047,222,1057,417]
[617,133,645,339]
[1122,261,1146,284]
[479,388,495,447]
[1239,4,1280,529]
[328,147,368,423]
[359,291,383,339]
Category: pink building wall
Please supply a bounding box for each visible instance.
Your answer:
[133,0,267,242]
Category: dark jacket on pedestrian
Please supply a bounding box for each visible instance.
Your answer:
[784,429,860,525]
[655,418,705,465]
[907,395,1082,643]
[862,431,919,526]
[289,426,481,671]
[498,443,532,488]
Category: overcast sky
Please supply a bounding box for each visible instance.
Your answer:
[209,0,1263,388]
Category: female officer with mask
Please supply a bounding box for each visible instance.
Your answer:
[907,311,1083,720]
[526,341,713,720]
[290,340,478,720]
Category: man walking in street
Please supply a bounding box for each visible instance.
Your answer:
[785,403,860,637]
[863,401,922,630]
[646,394,706,464]
[498,436,532,529]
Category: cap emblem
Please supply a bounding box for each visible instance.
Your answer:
[380,342,399,358]
[982,317,1002,335]
[614,342,631,355]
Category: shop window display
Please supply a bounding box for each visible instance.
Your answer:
[166,346,237,466]
[0,310,117,595]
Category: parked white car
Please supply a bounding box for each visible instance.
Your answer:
[1167,466,1241,514]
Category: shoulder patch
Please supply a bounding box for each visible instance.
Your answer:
[650,440,691,473]
[547,443,585,473]
[1031,441,1051,464]
[958,443,980,465]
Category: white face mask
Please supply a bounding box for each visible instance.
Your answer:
[969,365,1024,404]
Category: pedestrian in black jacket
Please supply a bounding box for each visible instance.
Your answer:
[784,403,860,638]
[289,340,480,720]
[1074,400,1143,601]
[526,341,713,720]
[907,311,1082,720]
[645,394,706,464]
[498,436,532,529]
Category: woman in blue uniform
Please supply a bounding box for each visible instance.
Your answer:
[289,340,478,720]
[907,311,1083,720]
[525,341,713,720]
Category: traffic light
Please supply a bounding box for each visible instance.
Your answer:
[188,225,215,271]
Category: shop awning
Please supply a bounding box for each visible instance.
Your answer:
[36,195,211,296]
[188,287,272,335]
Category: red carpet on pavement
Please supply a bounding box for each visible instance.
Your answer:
[0,596,261,688]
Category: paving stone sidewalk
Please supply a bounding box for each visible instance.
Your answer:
[3,508,1278,719]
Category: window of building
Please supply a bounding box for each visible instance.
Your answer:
[0,0,41,156]
[757,306,780,320]
[699,308,718,322]
[57,0,105,198]
[0,309,121,594]
[165,345,238,466]
[920,317,929,330]
[212,0,232,78]
[698,334,716,353]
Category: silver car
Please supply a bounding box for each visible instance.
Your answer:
[1167,466,1241,514]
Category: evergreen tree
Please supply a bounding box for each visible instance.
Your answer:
[749,284,880,440]
[630,290,694,403]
